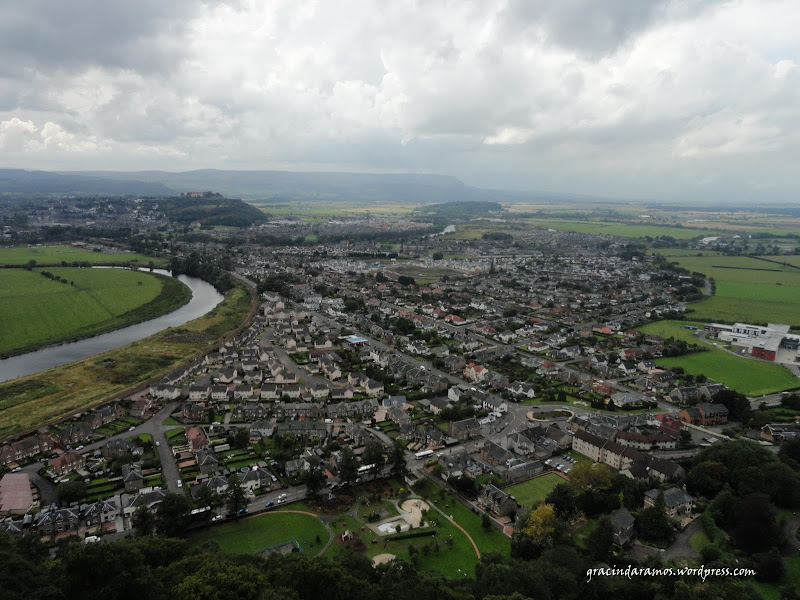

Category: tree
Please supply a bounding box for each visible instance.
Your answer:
[545,483,578,519]
[432,252,444,260]
[132,505,155,537]
[55,480,87,505]
[522,504,556,544]
[481,513,493,532]
[301,464,327,496]
[156,492,191,537]
[586,515,614,562]
[363,440,385,479]
[225,474,248,517]
[686,461,729,498]
[733,493,779,554]
[636,493,672,543]
[568,462,611,493]
[390,441,407,479]
[339,446,358,487]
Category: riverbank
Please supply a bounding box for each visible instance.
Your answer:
[0,280,254,441]
[0,270,192,359]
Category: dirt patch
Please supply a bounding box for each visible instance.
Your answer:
[372,553,396,565]
[400,499,430,527]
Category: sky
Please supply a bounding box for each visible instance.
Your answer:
[1,0,799,203]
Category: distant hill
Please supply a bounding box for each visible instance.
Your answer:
[63,169,493,204]
[0,168,173,197]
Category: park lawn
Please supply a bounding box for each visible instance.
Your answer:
[0,268,188,357]
[638,321,799,395]
[0,245,161,266]
[431,495,511,556]
[358,499,399,522]
[688,529,710,552]
[504,474,564,508]
[191,511,330,555]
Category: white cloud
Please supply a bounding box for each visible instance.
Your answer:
[1,0,800,201]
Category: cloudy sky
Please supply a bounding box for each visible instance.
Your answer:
[1,0,799,203]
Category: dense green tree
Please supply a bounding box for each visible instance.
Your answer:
[132,505,155,537]
[685,461,729,498]
[55,480,87,505]
[225,474,248,516]
[156,492,191,537]
[586,515,614,563]
[363,441,385,479]
[733,493,779,554]
[545,483,578,519]
[390,441,408,478]
[301,464,327,496]
[636,493,672,543]
[339,446,358,487]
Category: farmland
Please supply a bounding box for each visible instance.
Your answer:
[519,218,709,240]
[0,283,253,440]
[0,268,191,357]
[656,254,800,326]
[503,473,565,508]
[0,244,161,266]
[637,321,799,396]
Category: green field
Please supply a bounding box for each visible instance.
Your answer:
[0,245,160,266]
[0,268,191,357]
[191,512,330,554]
[637,321,799,396]
[0,283,253,440]
[658,255,800,325]
[522,219,709,240]
[753,556,800,600]
[503,473,564,508]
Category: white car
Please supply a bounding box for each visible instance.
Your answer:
[177,480,183,488]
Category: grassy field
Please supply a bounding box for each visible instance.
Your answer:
[0,268,191,357]
[503,473,564,508]
[191,512,330,554]
[521,219,708,240]
[659,255,800,325]
[637,320,798,395]
[0,283,253,440]
[0,245,161,266]
[688,529,710,552]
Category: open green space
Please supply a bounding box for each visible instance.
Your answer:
[688,529,710,552]
[658,255,800,325]
[0,245,160,266]
[0,282,253,440]
[638,320,798,396]
[191,511,330,555]
[0,267,191,357]
[521,218,708,239]
[503,473,564,508]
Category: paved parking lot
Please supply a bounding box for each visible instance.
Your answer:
[545,454,576,475]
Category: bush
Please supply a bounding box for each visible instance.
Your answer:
[385,528,437,542]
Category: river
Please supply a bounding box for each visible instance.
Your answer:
[0,269,223,383]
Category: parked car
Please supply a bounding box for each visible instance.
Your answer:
[265,501,275,507]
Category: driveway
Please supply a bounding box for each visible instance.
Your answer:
[663,517,702,561]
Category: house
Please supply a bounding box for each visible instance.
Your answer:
[241,468,277,493]
[35,508,80,536]
[464,363,487,382]
[49,451,85,476]
[449,418,481,440]
[678,406,701,425]
[101,439,135,459]
[508,381,536,399]
[761,424,799,443]
[182,402,206,421]
[186,426,210,452]
[122,463,144,492]
[696,403,729,425]
[196,450,220,475]
[610,507,635,546]
[644,487,694,517]
[83,499,118,526]
[479,484,519,518]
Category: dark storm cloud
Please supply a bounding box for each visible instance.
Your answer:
[0,1,201,75]
[498,0,726,56]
